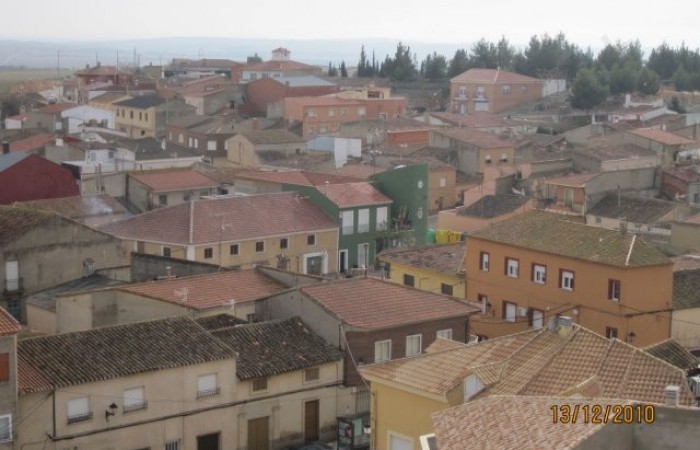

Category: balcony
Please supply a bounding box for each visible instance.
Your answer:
[197,387,221,398]
[67,412,93,425]
[123,401,149,413]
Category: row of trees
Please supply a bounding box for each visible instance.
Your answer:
[357,35,700,96]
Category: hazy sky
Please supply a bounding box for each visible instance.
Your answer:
[3,0,698,49]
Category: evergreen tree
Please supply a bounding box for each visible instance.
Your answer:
[448,49,470,77]
[571,68,608,111]
[340,61,348,77]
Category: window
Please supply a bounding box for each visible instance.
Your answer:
[463,374,485,401]
[694,193,700,204]
[204,248,214,259]
[304,367,320,383]
[207,140,217,151]
[246,313,256,323]
[255,241,265,253]
[280,238,289,250]
[500,153,508,162]
[485,154,492,164]
[251,377,268,393]
[123,387,147,412]
[606,327,618,339]
[162,247,171,258]
[608,279,621,302]
[374,340,391,363]
[341,210,354,235]
[328,108,336,117]
[560,270,575,291]
[358,106,366,117]
[406,334,422,357]
[67,396,91,424]
[505,258,519,278]
[307,234,316,246]
[503,301,517,323]
[528,308,544,329]
[439,176,447,187]
[306,108,317,118]
[139,112,142,120]
[197,374,220,398]
[437,329,453,340]
[376,206,388,231]
[178,133,184,143]
[145,113,148,121]
[403,274,415,287]
[230,244,239,255]
[441,283,453,296]
[0,353,9,381]
[0,415,11,443]
[532,264,546,284]
[340,108,347,116]
[358,208,370,233]
[158,194,168,206]
[479,252,490,271]
[183,192,191,201]
[165,440,181,450]
[130,111,134,119]
[501,85,511,94]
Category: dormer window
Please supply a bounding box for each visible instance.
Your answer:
[463,374,485,402]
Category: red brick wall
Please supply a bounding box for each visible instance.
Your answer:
[344,316,469,386]
[246,79,338,116]
[0,154,79,204]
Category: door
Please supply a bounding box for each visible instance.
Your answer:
[357,243,369,268]
[531,310,544,329]
[197,432,220,450]
[305,255,323,275]
[248,416,269,450]
[304,400,320,443]
[4,260,18,291]
[339,250,348,273]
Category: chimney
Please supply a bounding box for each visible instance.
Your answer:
[1,141,9,155]
[252,117,260,130]
[664,385,680,407]
[556,315,573,337]
[166,266,172,278]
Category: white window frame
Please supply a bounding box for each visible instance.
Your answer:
[561,270,575,291]
[506,258,519,278]
[376,206,388,231]
[0,414,11,443]
[533,264,546,284]
[123,386,147,412]
[609,279,621,302]
[374,340,391,363]
[504,301,517,323]
[358,208,370,233]
[480,252,489,271]
[406,334,422,357]
[4,260,19,292]
[67,396,91,424]
[207,140,217,151]
[341,210,354,235]
[437,329,453,340]
[197,373,220,398]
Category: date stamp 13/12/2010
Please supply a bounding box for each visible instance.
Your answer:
[550,404,655,424]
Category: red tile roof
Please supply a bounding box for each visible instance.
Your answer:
[318,182,392,208]
[9,133,55,153]
[236,170,362,186]
[429,112,511,128]
[284,96,362,107]
[0,307,21,335]
[37,103,77,114]
[243,59,320,73]
[433,128,515,148]
[129,169,220,192]
[545,172,600,187]
[118,269,288,310]
[100,192,338,245]
[326,164,387,180]
[451,68,542,84]
[628,128,696,146]
[300,277,480,329]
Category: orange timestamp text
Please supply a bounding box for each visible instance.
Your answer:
[550,404,655,424]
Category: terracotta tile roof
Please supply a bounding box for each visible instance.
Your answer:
[0,206,52,244]
[129,169,219,192]
[432,128,515,149]
[378,242,466,276]
[284,96,362,107]
[628,128,695,146]
[117,269,288,310]
[301,277,480,330]
[469,211,671,268]
[211,317,343,380]
[328,164,387,180]
[36,103,76,114]
[195,313,248,330]
[579,140,657,161]
[645,338,699,370]
[9,133,55,153]
[587,194,675,223]
[318,182,392,208]
[14,195,126,219]
[429,112,511,128]
[0,307,21,336]
[432,396,630,450]
[662,164,700,184]
[114,95,166,109]
[545,172,599,187]
[450,68,542,84]
[459,194,528,218]
[425,336,471,354]
[243,59,320,73]
[362,325,696,406]
[236,129,306,145]
[100,193,337,245]
[18,316,236,393]
[672,268,700,309]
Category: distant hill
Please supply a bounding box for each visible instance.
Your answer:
[0,37,464,70]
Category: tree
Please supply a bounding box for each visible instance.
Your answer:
[496,36,515,70]
[448,49,470,77]
[648,42,679,80]
[327,62,338,77]
[669,96,686,113]
[672,66,693,91]
[380,42,418,81]
[357,45,372,77]
[608,63,637,95]
[571,68,608,111]
[340,61,348,78]
[470,39,498,69]
[597,44,622,71]
[637,68,661,95]
[422,52,447,80]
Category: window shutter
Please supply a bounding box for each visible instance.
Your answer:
[570,278,575,289]
[608,280,612,299]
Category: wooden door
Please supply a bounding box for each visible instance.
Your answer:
[248,416,269,450]
[197,432,220,450]
[304,400,320,443]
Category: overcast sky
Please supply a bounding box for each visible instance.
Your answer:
[3,0,698,50]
